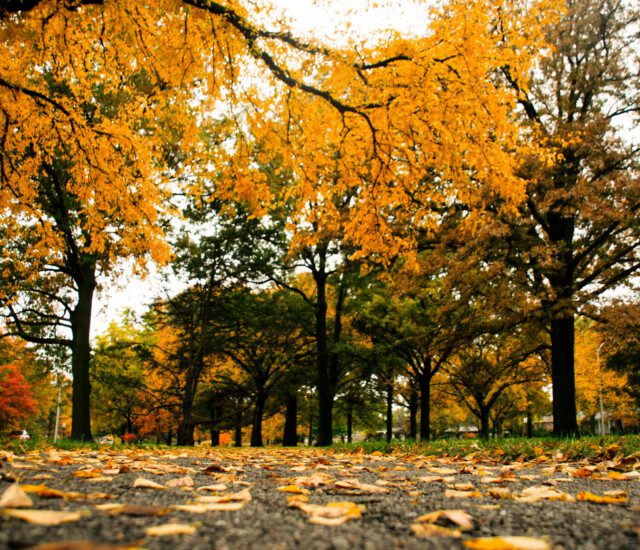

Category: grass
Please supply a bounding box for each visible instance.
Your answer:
[332,434,640,461]
[3,434,640,461]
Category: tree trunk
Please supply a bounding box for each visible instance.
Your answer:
[386,383,393,443]
[165,429,173,446]
[176,421,195,446]
[418,369,431,441]
[234,406,243,447]
[210,426,220,446]
[307,417,313,446]
[409,389,418,439]
[251,391,266,447]
[315,271,334,446]
[526,410,533,438]
[70,276,95,441]
[479,406,490,439]
[550,314,579,435]
[283,392,298,446]
[346,403,353,444]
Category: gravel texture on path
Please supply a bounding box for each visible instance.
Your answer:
[0,446,638,549]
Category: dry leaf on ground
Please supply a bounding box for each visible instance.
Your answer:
[132,478,167,490]
[416,509,474,531]
[291,500,364,525]
[411,523,462,538]
[0,484,33,508]
[3,509,87,526]
[145,523,198,536]
[577,491,628,504]
[463,536,551,549]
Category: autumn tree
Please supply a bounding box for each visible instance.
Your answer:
[497,0,640,434]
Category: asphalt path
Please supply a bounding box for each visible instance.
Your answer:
[0,447,638,549]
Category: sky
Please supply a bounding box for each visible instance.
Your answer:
[91,0,432,337]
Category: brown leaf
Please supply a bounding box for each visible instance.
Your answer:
[196,484,227,492]
[444,489,482,499]
[295,501,364,525]
[3,509,87,526]
[515,486,574,503]
[488,487,512,500]
[20,484,67,499]
[416,509,473,531]
[0,484,33,508]
[145,523,198,536]
[105,505,169,517]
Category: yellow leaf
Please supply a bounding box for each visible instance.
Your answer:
[577,491,628,504]
[411,523,461,538]
[145,523,198,536]
[276,485,310,495]
[463,536,551,549]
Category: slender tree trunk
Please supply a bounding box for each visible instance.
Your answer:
[251,391,266,447]
[315,271,334,446]
[418,370,431,441]
[308,417,313,446]
[526,411,533,438]
[234,406,243,447]
[551,314,579,435]
[409,389,418,439]
[386,383,393,443]
[70,275,95,441]
[346,403,353,444]
[283,392,298,446]
[165,429,173,446]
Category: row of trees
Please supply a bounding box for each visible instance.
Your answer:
[0,0,638,441]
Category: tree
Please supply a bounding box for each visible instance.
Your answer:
[499,0,640,434]
[445,328,548,439]
[0,338,39,430]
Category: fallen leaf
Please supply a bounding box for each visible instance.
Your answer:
[0,484,33,508]
[577,491,628,504]
[276,485,310,495]
[416,509,473,531]
[145,523,198,536]
[606,471,630,481]
[132,478,167,490]
[411,523,461,538]
[515,486,574,502]
[105,505,169,517]
[488,487,512,500]
[195,488,251,504]
[171,502,245,512]
[451,483,475,491]
[20,484,67,499]
[463,536,551,549]
[333,478,388,494]
[166,476,194,488]
[292,500,364,525]
[196,484,227,492]
[3,509,87,526]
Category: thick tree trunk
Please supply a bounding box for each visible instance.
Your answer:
[210,426,220,446]
[409,389,418,439]
[418,370,431,441]
[251,391,266,447]
[526,410,533,438]
[386,383,393,443]
[551,314,579,435]
[479,407,490,439]
[176,421,195,446]
[70,277,95,441]
[283,392,298,446]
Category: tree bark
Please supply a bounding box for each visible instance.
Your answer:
[386,383,393,443]
[282,392,298,446]
[418,369,431,441]
[346,403,353,444]
[409,389,418,439]
[250,390,266,447]
[550,314,579,435]
[234,406,243,447]
[479,406,490,439]
[315,271,334,446]
[70,275,95,441]
[526,410,533,438]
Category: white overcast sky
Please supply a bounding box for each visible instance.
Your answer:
[92,0,432,337]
